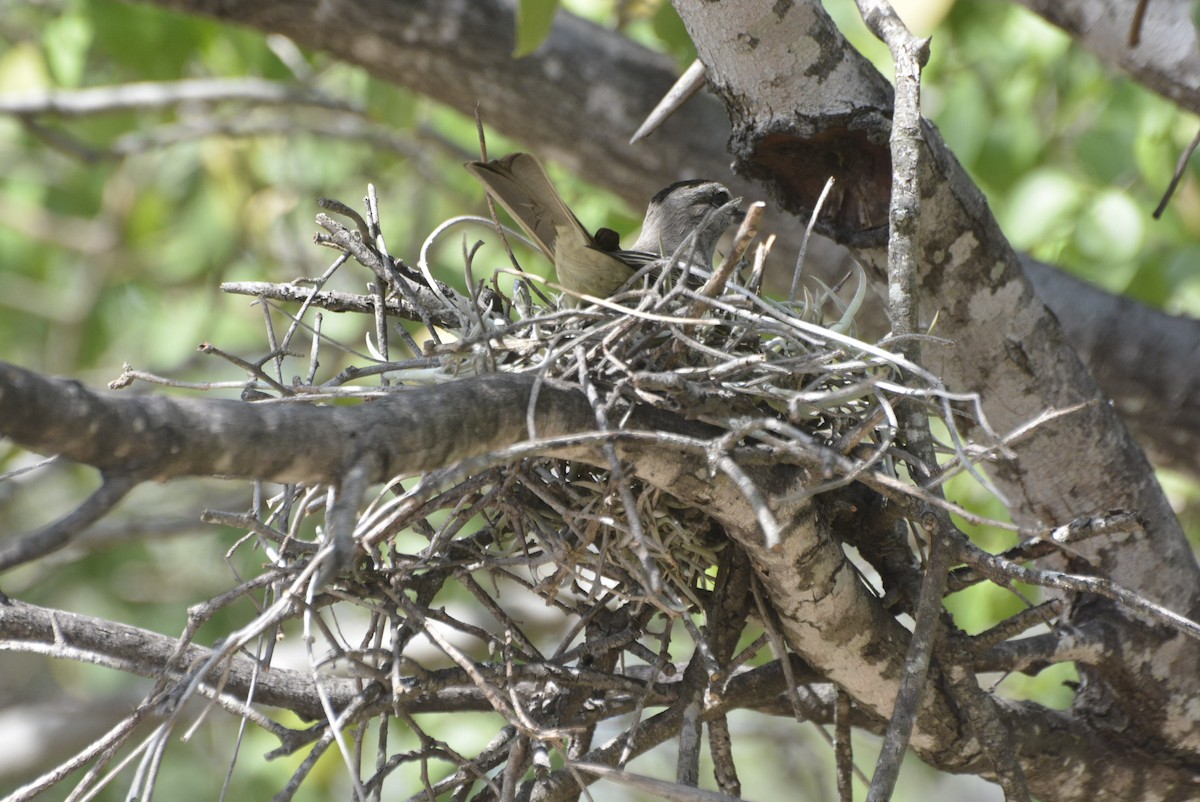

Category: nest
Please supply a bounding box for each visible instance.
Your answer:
[299,194,933,606]
[193,189,997,799]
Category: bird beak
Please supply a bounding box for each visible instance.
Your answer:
[729,198,747,225]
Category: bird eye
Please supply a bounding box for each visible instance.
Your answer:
[711,190,731,207]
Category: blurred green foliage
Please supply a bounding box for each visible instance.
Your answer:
[1,0,1196,800]
[515,0,561,56]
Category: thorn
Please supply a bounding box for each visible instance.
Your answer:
[630,58,707,144]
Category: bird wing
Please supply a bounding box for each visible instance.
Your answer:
[464,153,591,263]
[609,249,659,269]
[612,249,714,290]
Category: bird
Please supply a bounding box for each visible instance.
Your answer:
[465,152,743,300]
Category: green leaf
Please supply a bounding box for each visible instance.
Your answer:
[650,3,697,65]
[42,12,93,88]
[513,0,558,58]
[84,0,215,79]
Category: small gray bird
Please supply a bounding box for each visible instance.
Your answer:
[466,153,743,299]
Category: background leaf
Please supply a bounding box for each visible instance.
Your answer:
[514,0,559,57]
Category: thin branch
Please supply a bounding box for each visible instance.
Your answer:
[1152,124,1200,219]
[956,536,1200,642]
[0,472,140,571]
[0,78,360,116]
[218,280,460,331]
[944,666,1031,802]
[314,452,383,586]
[852,3,940,799]
[1129,0,1150,47]
[2,708,152,802]
[835,690,853,802]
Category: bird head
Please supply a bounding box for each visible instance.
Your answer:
[632,180,745,264]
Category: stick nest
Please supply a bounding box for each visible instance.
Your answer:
[287,194,973,613]
[187,191,993,799]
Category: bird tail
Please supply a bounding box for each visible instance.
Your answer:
[465,153,589,262]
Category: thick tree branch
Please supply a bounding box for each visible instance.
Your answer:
[1013,0,1200,116]
[0,77,358,116]
[1023,258,1200,474]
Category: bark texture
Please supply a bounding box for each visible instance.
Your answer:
[1015,0,1200,115]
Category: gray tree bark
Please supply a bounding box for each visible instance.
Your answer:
[1015,0,1200,114]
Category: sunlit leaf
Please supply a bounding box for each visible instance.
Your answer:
[1076,189,1144,266]
[1002,168,1083,249]
[42,13,93,88]
[0,41,51,94]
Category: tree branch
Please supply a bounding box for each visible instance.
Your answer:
[1013,0,1200,115]
[675,0,1200,757]
[0,77,359,116]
